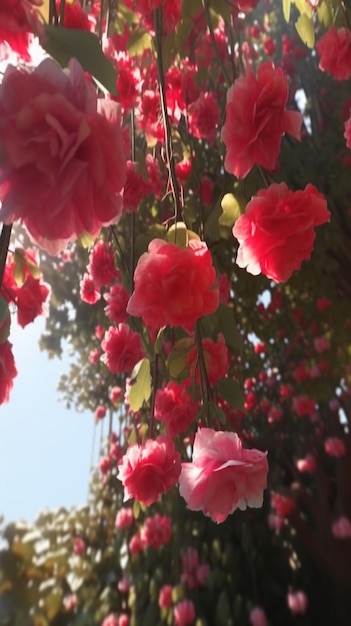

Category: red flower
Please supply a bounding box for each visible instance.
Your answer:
[0,58,126,254]
[155,382,198,437]
[101,324,144,374]
[316,27,351,81]
[188,92,220,143]
[221,62,302,178]
[127,239,219,333]
[117,436,181,506]
[233,183,330,282]
[87,241,119,288]
[0,340,17,404]
[0,0,42,62]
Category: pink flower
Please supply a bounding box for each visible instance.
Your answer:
[271,493,295,518]
[179,428,268,523]
[316,27,351,81]
[127,239,219,333]
[186,334,229,385]
[174,599,196,626]
[324,437,346,458]
[158,585,173,609]
[57,0,92,31]
[155,382,198,437]
[118,615,129,626]
[221,62,302,178]
[73,537,85,556]
[101,614,119,626]
[115,508,134,530]
[0,340,17,404]
[110,386,122,403]
[87,241,119,288]
[233,183,330,282]
[331,516,351,539]
[104,283,130,324]
[129,532,144,555]
[250,607,267,626]
[117,436,181,506]
[188,92,220,142]
[14,275,50,328]
[293,395,316,417]
[140,514,172,549]
[0,0,42,62]
[287,590,308,615]
[296,454,316,473]
[344,110,351,150]
[101,324,144,374]
[0,58,126,254]
[95,405,106,420]
[80,274,101,304]
[313,336,331,353]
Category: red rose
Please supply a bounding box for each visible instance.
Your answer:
[221,62,302,178]
[233,183,330,282]
[316,27,351,81]
[0,58,126,254]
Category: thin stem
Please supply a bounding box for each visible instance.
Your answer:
[0,224,12,290]
[194,321,211,422]
[49,0,58,24]
[149,354,159,439]
[202,0,231,86]
[154,7,183,223]
[58,0,65,25]
[257,164,270,188]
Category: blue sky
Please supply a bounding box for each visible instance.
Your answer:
[0,316,95,524]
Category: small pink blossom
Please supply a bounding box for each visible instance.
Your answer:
[127,239,219,333]
[115,508,134,530]
[80,274,100,304]
[332,516,351,539]
[140,514,172,549]
[287,590,308,615]
[73,537,85,556]
[174,599,196,626]
[117,436,181,506]
[155,382,198,437]
[250,606,267,626]
[101,614,119,626]
[87,240,119,288]
[316,27,351,81]
[293,395,316,417]
[324,437,346,458]
[179,428,268,523]
[158,585,173,609]
[296,454,316,473]
[101,324,144,374]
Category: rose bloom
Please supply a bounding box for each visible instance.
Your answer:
[127,239,219,333]
[104,283,130,324]
[0,0,42,62]
[101,324,144,374]
[117,435,181,506]
[324,437,346,458]
[316,27,351,81]
[296,454,316,473]
[101,614,119,626]
[0,340,17,404]
[158,585,173,609]
[331,516,351,539]
[155,381,198,437]
[344,110,351,150]
[188,92,220,143]
[140,514,172,549]
[221,61,302,178]
[186,334,229,385]
[249,607,267,626]
[174,599,196,626]
[179,428,268,523]
[87,241,119,288]
[233,183,330,282]
[0,58,126,254]
[287,590,308,615]
[80,274,101,304]
[293,395,316,417]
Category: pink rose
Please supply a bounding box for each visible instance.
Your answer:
[127,239,219,333]
[293,395,316,417]
[233,183,330,282]
[0,340,17,404]
[155,382,198,437]
[87,241,119,289]
[174,599,196,626]
[249,607,267,626]
[158,585,173,609]
[179,428,268,523]
[140,514,172,549]
[186,334,229,385]
[221,62,302,178]
[344,110,351,149]
[324,437,346,458]
[332,516,351,539]
[0,58,126,254]
[117,436,181,506]
[316,27,351,81]
[287,590,308,615]
[0,0,42,61]
[115,508,134,530]
[101,324,144,374]
[188,92,220,142]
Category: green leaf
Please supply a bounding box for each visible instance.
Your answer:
[282,0,292,22]
[216,304,244,352]
[295,14,315,48]
[217,378,245,410]
[127,28,153,56]
[129,358,152,412]
[317,0,332,27]
[167,337,194,380]
[220,194,243,227]
[42,26,117,94]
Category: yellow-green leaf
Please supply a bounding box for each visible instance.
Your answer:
[167,222,188,247]
[317,0,332,27]
[167,337,194,380]
[282,0,292,22]
[129,358,152,412]
[295,13,315,48]
[220,194,242,227]
[127,28,153,56]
